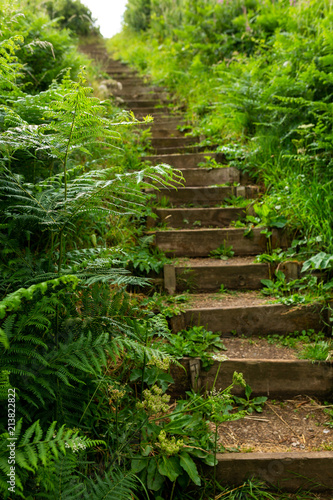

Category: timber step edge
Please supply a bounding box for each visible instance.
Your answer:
[152,226,284,257]
[170,301,328,335]
[169,356,333,399]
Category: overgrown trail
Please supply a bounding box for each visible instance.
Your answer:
[82,43,333,495]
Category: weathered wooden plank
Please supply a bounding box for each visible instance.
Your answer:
[175,262,269,291]
[153,227,284,257]
[214,452,333,491]
[170,302,324,334]
[147,207,245,228]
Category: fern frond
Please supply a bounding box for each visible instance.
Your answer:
[0,276,78,319]
[0,370,11,401]
[84,468,137,500]
[0,418,104,497]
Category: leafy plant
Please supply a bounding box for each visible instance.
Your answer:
[232,385,267,414]
[302,252,333,274]
[298,341,331,362]
[209,242,235,260]
[45,0,100,37]
[164,325,226,370]
[0,419,103,497]
[266,329,327,358]
[222,195,252,208]
[115,235,170,276]
[253,202,288,229]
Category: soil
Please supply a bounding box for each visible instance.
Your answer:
[174,256,260,267]
[215,396,333,454]
[220,336,298,360]
[185,290,275,309]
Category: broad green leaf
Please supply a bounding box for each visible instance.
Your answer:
[275,270,285,281]
[131,457,149,473]
[157,455,182,482]
[254,396,268,404]
[261,279,274,287]
[202,453,217,466]
[188,447,217,465]
[179,452,201,486]
[147,459,164,491]
[245,384,252,399]
[129,368,142,382]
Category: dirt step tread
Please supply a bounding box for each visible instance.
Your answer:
[174,256,260,266]
[178,290,272,309]
[221,335,299,360]
[216,396,332,453]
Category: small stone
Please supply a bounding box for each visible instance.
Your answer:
[323,429,330,434]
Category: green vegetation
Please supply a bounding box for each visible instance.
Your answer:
[2,0,333,497]
[232,385,267,414]
[209,242,235,260]
[163,325,227,370]
[266,329,333,361]
[109,0,333,306]
[0,2,236,498]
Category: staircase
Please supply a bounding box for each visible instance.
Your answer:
[81,43,333,494]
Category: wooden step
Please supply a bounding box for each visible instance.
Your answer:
[164,257,268,292]
[151,137,197,149]
[124,99,165,108]
[129,107,171,117]
[138,118,188,129]
[152,185,258,206]
[153,145,207,155]
[171,355,333,398]
[175,167,240,186]
[147,207,246,229]
[121,92,169,101]
[214,451,333,491]
[154,186,233,205]
[106,67,137,75]
[170,296,325,335]
[106,71,138,80]
[153,227,287,257]
[113,77,147,86]
[143,152,225,168]
[114,86,167,96]
[105,61,131,69]
[149,128,185,138]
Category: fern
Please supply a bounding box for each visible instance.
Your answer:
[0,419,104,498]
[84,468,138,500]
[34,454,85,500]
[0,369,11,402]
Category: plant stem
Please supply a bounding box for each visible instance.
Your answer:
[213,422,218,498]
[115,401,118,460]
[170,480,176,500]
[63,91,79,205]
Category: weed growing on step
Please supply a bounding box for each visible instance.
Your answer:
[298,341,332,362]
[197,156,228,169]
[112,235,171,276]
[266,330,333,361]
[164,326,226,370]
[209,242,235,260]
[261,269,333,308]
[232,384,267,414]
[255,249,286,265]
[138,292,190,318]
[222,195,252,208]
